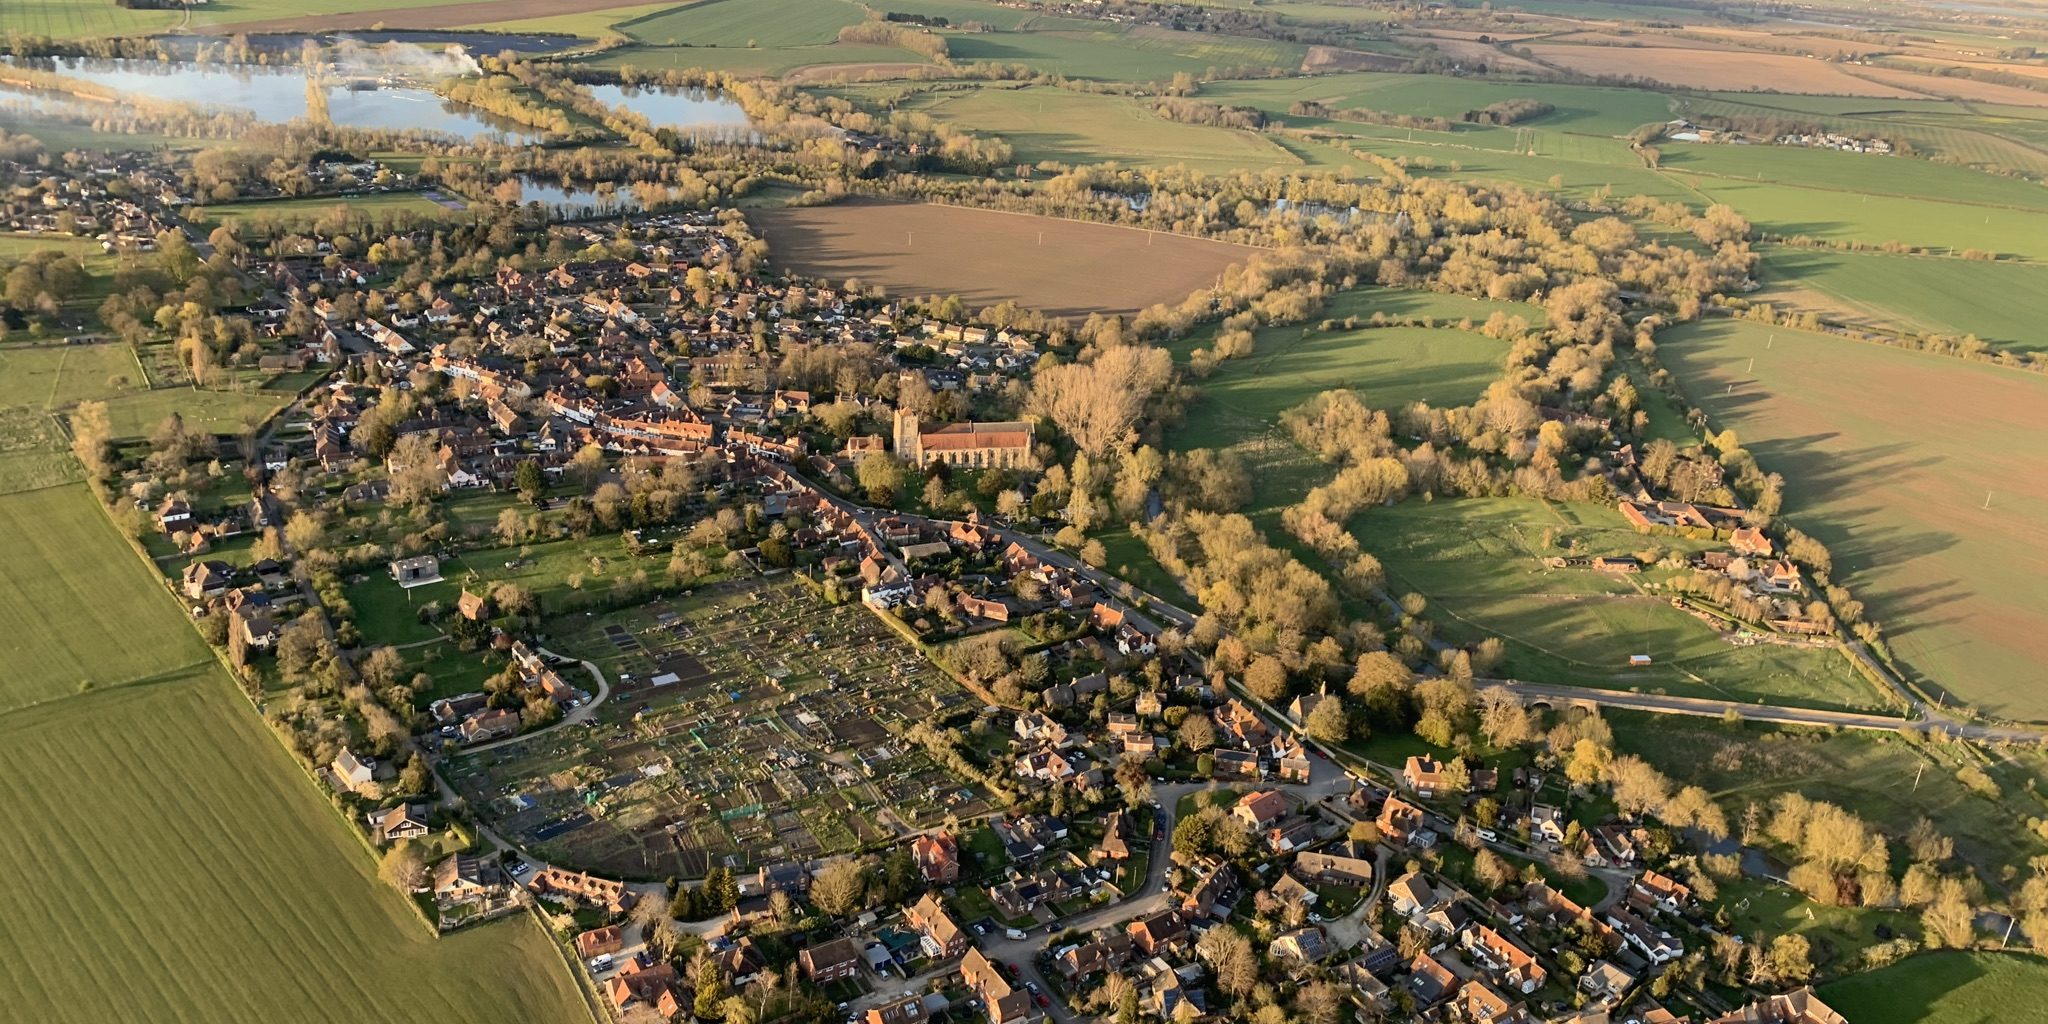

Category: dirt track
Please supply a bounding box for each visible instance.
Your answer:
[190,0,647,35]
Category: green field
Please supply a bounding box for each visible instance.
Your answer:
[0,344,145,409]
[1608,708,2045,887]
[1205,73,1678,138]
[1821,952,2048,1024]
[1175,322,1508,450]
[1654,141,2048,213]
[0,484,212,712]
[0,484,591,1024]
[1755,247,2048,354]
[0,233,103,258]
[1659,318,2048,720]
[622,0,865,47]
[1355,498,1888,711]
[945,24,1307,82]
[588,40,924,76]
[897,85,1295,173]
[0,0,448,37]
[190,191,456,226]
[101,385,297,439]
[1683,173,2048,259]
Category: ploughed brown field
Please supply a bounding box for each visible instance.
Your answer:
[750,200,1260,318]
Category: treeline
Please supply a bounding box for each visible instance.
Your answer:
[837,19,952,62]
[439,75,575,137]
[1288,98,1452,131]
[1717,297,2048,375]
[1463,99,1553,125]
[1147,97,1266,130]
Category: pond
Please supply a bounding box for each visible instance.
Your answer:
[586,83,753,139]
[2,57,541,142]
[511,176,643,219]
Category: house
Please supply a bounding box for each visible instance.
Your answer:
[575,926,624,959]
[1579,960,1635,1004]
[1212,749,1261,780]
[1271,736,1312,783]
[1126,908,1189,955]
[758,861,811,896]
[156,498,194,532]
[1606,905,1683,963]
[1287,687,1331,725]
[331,747,375,794]
[1232,790,1289,830]
[1377,795,1426,844]
[1633,869,1693,914]
[1708,987,1849,1024]
[912,832,960,884]
[798,937,864,984]
[961,947,1033,1024]
[1462,924,1547,993]
[866,994,948,1024]
[1386,870,1442,921]
[1212,699,1272,747]
[905,893,967,960]
[389,554,442,587]
[431,854,497,899]
[1406,952,1460,1008]
[182,559,234,600]
[1730,526,1774,557]
[1403,756,1448,797]
[1093,810,1131,863]
[1531,804,1568,845]
[606,959,682,1018]
[1056,933,1134,981]
[1181,858,1238,919]
[1454,978,1521,1024]
[1268,926,1332,967]
[529,867,638,915]
[365,802,431,844]
[457,589,492,621]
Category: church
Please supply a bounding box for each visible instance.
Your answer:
[892,409,1035,470]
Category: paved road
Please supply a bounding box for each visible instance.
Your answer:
[457,648,611,756]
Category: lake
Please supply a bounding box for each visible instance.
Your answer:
[586,83,753,139]
[2,57,540,142]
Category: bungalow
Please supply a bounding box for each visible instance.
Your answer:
[1708,987,1849,1024]
[1269,926,1332,967]
[798,937,864,984]
[529,867,637,915]
[365,802,431,844]
[1454,978,1522,1024]
[1579,960,1635,1004]
[456,589,492,622]
[459,708,519,744]
[1531,804,1568,845]
[1632,869,1694,914]
[156,498,194,532]
[1293,845,1375,888]
[1730,526,1774,557]
[867,994,948,1024]
[431,854,497,899]
[1181,858,1238,919]
[1387,871,1443,921]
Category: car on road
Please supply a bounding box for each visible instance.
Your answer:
[1477,828,1498,842]
[1005,928,1029,940]
[1024,982,1040,996]
[1036,995,1051,1009]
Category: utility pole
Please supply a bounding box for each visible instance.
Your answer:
[1912,761,1926,792]
[1983,490,1994,510]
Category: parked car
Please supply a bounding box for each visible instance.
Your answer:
[1005,928,1028,941]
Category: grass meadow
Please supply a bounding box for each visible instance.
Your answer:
[1755,247,2048,354]
[1682,173,2048,259]
[1820,952,2048,1024]
[896,85,1295,173]
[1354,498,1886,711]
[190,191,457,227]
[1660,318,2048,720]
[0,483,591,1024]
[945,24,1307,82]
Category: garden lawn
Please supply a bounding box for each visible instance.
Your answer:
[1658,318,2048,720]
[1353,498,1888,712]
[1820,952,2048,1023]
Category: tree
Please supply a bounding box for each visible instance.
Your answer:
[1244,655,1289,703]
[1304,698,1350,744]
[1565,738,1614,788]
[69,400,115,480]
[387,432,447,507]
[1178,713,1216,753]
[1194,924,1257,997]
[1473,849,1515,893]
[1608,755,1671,817]
[1922,877,1977,948]
[1767,933,1814,983]
[378,841,427,891]
[514,459,546,501]
[811,858,869,918]
[855,452,902,504]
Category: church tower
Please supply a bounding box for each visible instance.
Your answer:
[891,407,923,464]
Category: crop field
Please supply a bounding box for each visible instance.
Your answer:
[1681,95,2048,177]
[1204,73,1677,137]
[895,85,1296,173]
[587,41,926,76]
[1821,952,2048,1023]
[1652,140,2048,213]
[750,199,1258,318]
[449,574,987,879]
[1607,708,2046,893]
[0,485,212,712]
[0,0,180,38]
[945,24,1308,82]
[1755,248,2048,354]
[621,0,862,47]
[179,0,652,34]
[0,483,590,1024]
[1354,498,1887,711]
[1524,43,1929,97]
[1659,318,2048,720]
